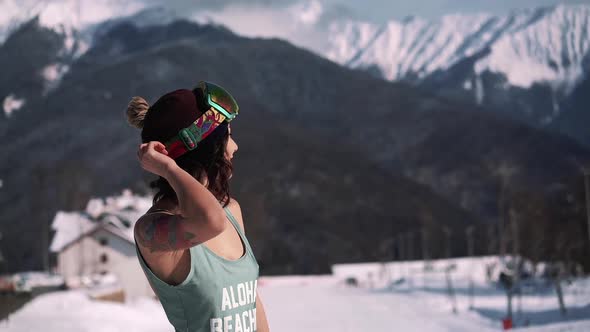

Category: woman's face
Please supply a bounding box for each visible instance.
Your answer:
[225,124,238,161]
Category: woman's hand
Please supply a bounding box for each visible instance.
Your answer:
[137,141,176,178]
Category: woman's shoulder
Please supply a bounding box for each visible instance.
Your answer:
[227,197,240,209]
[134,209,175,232]
[226,197,245,232]
[144,199,178,216]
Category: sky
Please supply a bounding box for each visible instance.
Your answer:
[327,0,590,23]
[144,0,590,24]
[141,0,590,61]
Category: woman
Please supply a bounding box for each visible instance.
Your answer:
[126,81,270,332]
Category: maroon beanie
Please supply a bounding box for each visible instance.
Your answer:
[141,89,202,144]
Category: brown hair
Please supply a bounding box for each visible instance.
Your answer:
[126,93,233,207]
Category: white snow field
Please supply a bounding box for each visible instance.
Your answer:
[1,257,589,331]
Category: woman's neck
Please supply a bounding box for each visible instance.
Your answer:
[151,174,211,214]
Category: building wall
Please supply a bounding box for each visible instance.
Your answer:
[56,229,154,300]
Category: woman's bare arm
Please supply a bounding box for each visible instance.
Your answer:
[134,141,227,252]
[164,161,226,228]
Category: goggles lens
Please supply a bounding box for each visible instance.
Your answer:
[199,81,239,121]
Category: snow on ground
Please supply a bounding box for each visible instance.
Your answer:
[259,275,497,332]
[0,289,170,332]
[1,257,589,331]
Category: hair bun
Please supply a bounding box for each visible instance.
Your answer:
[126,96,149,129]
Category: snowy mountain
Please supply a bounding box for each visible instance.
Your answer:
[0,0,145,52]
[0,1,180,117]
[326,5,590,90]
[166,0,590,136]
[3,1,588,128]
[322,4,590,129]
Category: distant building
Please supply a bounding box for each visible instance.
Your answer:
[49,190,155,300]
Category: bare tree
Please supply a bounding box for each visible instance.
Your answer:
[570,158,590,257]
[583,169,590,255]
[493,161,519,257]
[0,231,4,271]
[31,166,51,272]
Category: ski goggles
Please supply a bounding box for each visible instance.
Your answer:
[165,81,239,159]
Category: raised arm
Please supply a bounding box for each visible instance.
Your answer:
[134,141,227,253]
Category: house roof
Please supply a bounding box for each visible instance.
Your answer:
[56,222,134,253]
[50,190,152,253]
[49,212,97,253]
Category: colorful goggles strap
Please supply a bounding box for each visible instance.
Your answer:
[164,108,227,159]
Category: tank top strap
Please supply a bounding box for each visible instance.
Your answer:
[223,206,255,256]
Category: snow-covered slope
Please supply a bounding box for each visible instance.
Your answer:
[0,0,185,58]
[0,0,145,51]
[3,258,590,331]
[326,5,590,91]
[0,0,181,108]
[474,5,590,90]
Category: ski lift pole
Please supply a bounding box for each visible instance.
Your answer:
[466,226,475,309]
[400,232,406,288]
[552,263,567,316]
[584,170,590,255]
[397,232,406,286]
[421,226,429,290]
[445,265,458,314]
[443,226,457,313]
[499,269,514,329]
[406,231,414,289]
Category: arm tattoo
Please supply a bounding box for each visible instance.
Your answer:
[136,214,199,253]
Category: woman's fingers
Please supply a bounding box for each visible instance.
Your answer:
[137,143,150,161]
[135,141,174,177]
[154,142,169,155]
[137,141,168,165]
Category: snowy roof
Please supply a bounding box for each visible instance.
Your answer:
[50,190,152,252]
[49,212,97,252]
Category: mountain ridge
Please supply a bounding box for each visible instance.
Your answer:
[1,5,589,274]
[326,4,589,88]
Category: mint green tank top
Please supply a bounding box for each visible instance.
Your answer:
[134,207,260,332]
